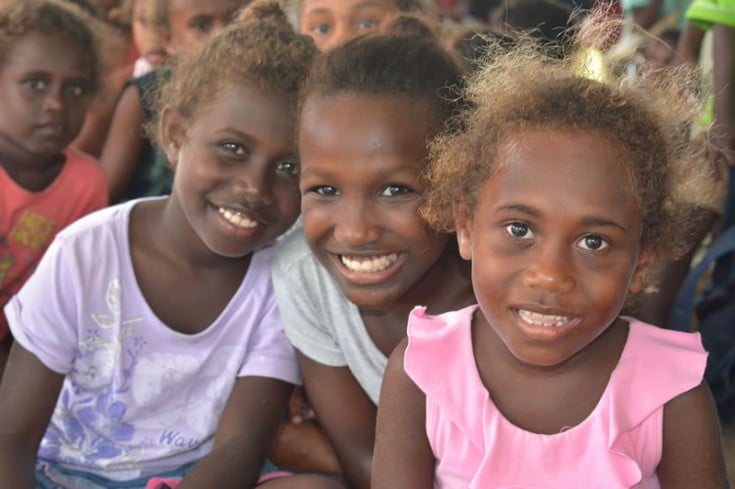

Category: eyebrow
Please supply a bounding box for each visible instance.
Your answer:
[496,203,628,232]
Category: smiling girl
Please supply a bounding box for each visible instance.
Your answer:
[272,18,473,489]
[372,20,729,489]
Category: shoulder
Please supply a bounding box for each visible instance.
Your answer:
[273,223,332,290]
[63,148,106,180]
[55,199,134,244]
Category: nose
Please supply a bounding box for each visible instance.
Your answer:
[523,243,575,294]
[333,199,381,247]
[323,22,353,51]
[232,164,274,206]
[43,88,64,112]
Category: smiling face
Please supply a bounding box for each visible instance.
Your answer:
[299,93,448,310]
[299,0,399,51]
[0,32,93,169]
[456,128,652,368]
[167,0,244,58]
[162,81,301,259]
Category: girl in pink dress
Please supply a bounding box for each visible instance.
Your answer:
[372,16,729,489]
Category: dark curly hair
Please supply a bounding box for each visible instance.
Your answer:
[153,0,318,139]
[422,17,713,267]
[299,14,463,137]
[0,0,99,91]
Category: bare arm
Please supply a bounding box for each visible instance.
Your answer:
[675,21,706,66]
[99,83,145,204]
[630,0,663,30]
[177,376,293,488]
[372,339,434,489]
[0,343,65,488]
[296,351,377,489]
[657,382,729,488]
[711,23,735,165]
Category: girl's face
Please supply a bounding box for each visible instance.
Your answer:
[166,0,243,58]
[162,82,301,259]
[0,32,92,167]
[300,0,400,51]
[299,93,448,310]
[456,128,652,368]
[132,0,167,68]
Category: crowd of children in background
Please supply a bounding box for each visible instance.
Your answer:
[0,0,733,487]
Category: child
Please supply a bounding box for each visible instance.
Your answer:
[271,18,474,488]
[130,0,168,77]
[295,0,435,51]
[0,1,318,487]
[371,24,730,489]
[100,0,251,204]
[0,0,108,376]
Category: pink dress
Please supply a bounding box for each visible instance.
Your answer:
[404,305,707,489]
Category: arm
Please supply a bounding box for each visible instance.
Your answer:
[711,23,735,165]
[656,382,729,488]
[0,343,65,488]
[72,64,134,158]
[629,0,664,30]
[372,339,434,489]
[296,351,378,489]
[675,21,706,66]
[99,82,145,204]
[177,376,294,488]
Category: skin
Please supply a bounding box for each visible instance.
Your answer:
[0,32,93,192]
[132,0,168,70]
[373,128,728,487]
[100,0,243,203]
[0,81,302,487]
[293,93,474,488]
[299,0,400,51]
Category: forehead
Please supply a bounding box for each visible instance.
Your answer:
[169,0,242,19]
[2,32,88,76]
[485,128,638,211]
[301,0,399,16]
[191,82,295,149]
[299,93,432,172]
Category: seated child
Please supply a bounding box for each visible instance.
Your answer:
[0,1,318,487]
[272,16,474,489]
[372,14,729,489]
[0,0,108,377]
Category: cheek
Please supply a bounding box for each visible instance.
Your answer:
[276,185,302,223]
[301,203,332,245]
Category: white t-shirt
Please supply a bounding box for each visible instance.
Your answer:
[6,198,300,480]
[272,223,387,404]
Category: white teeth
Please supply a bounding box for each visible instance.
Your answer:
[218,207,257,229]
[518,309,571,327]
[340,253,399,273]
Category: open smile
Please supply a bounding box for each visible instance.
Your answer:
[512,307,581,342]
[218,206,258,230]
[331,252,407,285]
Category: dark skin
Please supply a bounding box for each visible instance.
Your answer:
[0,200,295,487]
[374,323,729,488]
[288,93,475,489]
[294,241,473,489]
[0,81,305,486]
[373,128,729,487]
[99,82,145,203]
[0,198,294,487]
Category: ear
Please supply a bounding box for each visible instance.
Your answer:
[159,106,186,170]
[628,248,656,295]
[455,204,473,261]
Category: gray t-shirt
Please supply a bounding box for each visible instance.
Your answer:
[272,224,387,404]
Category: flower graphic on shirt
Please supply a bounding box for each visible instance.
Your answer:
[70,341,120,392]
